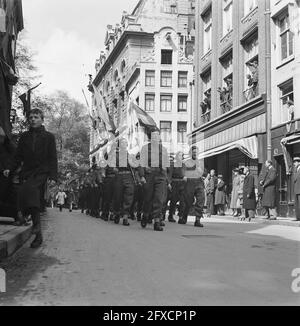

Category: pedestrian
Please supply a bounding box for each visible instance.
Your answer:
[260,160,278,220]
[67,189,76,212]
[209,169,218,215]
[130,168,144,221]
[293,157,300,221]
[3,109,58,248]
[139,131,169,231]
[230,168,241,217]
[100,145,118,221]
[215,175,226,216]
[78,185,85,213]
[167,152,185,223]
[204,173,211,216]
[56,186,67,212]
[112,138,135,226]
[242,166,256,222]
[179,146,205,227]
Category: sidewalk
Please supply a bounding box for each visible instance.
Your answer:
[0,217,32,260]
[206,214,300,227]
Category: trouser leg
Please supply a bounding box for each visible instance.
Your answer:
[122,175,135,221]
[194,180,205,221]
[142,174,154,218]
[151,175,166,223]
[295,195,300,220]
[182,180,195,222]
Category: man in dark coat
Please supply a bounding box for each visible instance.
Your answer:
[242,166,256,221]
[260,160,277,220]
[3,109,58,248]
[293,157,300,221]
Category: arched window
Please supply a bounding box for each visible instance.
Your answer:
[113,70,119,83]
[120,60,126,74]
[106,81,110,93]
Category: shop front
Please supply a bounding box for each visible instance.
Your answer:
[272,119,300,217]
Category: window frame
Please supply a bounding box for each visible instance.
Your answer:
[160,94,173,112]
[178,71,188,88]
[202,7,212,55]
[160,121,172,143]
[278,11,294,62]
[145,70,155,87]
[177,121,187,144]
[161,70,173,87]
[223,0,233,36]
[145,93,155,112]
[161,49,173,65]
[178,95,188,113]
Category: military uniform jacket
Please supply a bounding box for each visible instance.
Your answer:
[294,167,300,195]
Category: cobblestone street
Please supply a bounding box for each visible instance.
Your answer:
[0,208,299,306]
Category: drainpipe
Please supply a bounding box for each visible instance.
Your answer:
[265,0,272,161]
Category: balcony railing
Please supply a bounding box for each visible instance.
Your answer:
[201,110,211,124]
[243,85,259,102]
[220,99,232,114]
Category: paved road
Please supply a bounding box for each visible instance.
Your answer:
[0,208,299,306]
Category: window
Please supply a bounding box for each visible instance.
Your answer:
[178,71,188,88]
[202,7,212,54]
[279,79,294,122]
[161,50,173,64]
[160,95,172,112]
[200,70,211,123]
[278,12,294,61]
[243,33,259,101]
[120,60,126,75]
[223,0,233,36]
[244,0,257,16]
[220,53,233,113]
[145,70,155,87]
[178,95,188,112]
[163,0,177,14]
[177,122,187,143]
[160,121,172,142]
[145,94,155,112]
[113,70,119,84]
[161,71,172,87]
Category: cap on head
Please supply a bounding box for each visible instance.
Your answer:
[293,157,300,163]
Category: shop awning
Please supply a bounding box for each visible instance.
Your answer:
[281,133,300,175]
[198,136,258,160]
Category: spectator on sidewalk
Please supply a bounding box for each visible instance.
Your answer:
[3,109,58,248]
[56,187,67,212]
[215,175,226,216]
[242,166,256,222]
[230,168,241,217]
[293,157,300,221]
[260,160,278,220]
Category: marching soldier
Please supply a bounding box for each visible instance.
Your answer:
[112,138,135,226]
[178,146,205,228]
[139,131,169,231]
[167,152,185,223]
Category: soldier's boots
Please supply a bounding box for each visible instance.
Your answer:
[101,214,109,221]
[141,215,148,228]
[160,220,165,227]
[194,219,204,228]
[109,213,115,221]
[114,215,120,224]
[136,213,142,222]
[178,217,187,225]
[123,219,130,226]
[154,222,163,231]
[168,215,176,223]
[30,232,43,248]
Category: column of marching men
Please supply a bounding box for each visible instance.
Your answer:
[77,131,206,232]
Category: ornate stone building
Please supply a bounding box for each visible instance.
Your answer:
[90,0,195,156]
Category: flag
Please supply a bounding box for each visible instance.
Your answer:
[128,101,159,133]
[19,91,31,118]
[92,84,115,133]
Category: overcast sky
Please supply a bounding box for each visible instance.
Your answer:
[22,0,138,104]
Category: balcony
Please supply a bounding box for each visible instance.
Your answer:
[201,110,211,124]
[220,99,232,114]
[243,85,259,102]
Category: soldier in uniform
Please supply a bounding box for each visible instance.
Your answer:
[167,152,185,223]
[178,146,205,227]
[112,138,135,226]
[138,131,169,231]
[100,142,118,221]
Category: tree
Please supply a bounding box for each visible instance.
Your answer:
[44,90,90,185]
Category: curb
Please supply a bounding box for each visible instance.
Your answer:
[0,225,32,260]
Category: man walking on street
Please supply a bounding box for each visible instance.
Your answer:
[3,109,58,248]
[293,157,300,221]
[179,146,205,227]
[260,160,277,220]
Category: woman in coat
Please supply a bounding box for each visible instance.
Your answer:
[215,175,226,215]
[242,167,256,222]
[230,168,241,217]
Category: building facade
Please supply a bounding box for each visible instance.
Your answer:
[0,0,23,138]
[192,0,271,202]
[90,0,195,157]
[270,0,300,216]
